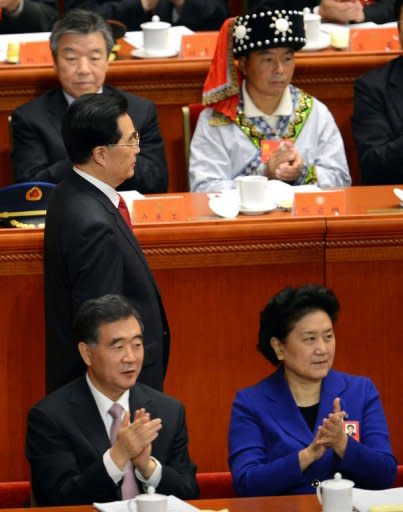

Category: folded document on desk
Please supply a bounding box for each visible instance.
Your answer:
[353,487,403,512]
[94,495,199,512]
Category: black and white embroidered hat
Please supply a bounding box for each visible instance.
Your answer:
[232,9,306,57]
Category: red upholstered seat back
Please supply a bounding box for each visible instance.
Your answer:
[0,481,30,508]
[196,472,237,499]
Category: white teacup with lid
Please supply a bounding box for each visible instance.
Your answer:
[316,472,354,512]
[303,7,321,45]
[141,15,171,56]
[135,486,167,512]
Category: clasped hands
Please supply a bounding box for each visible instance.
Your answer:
[299,398,348,471]
[141,0,185,11]
[319,0,365,24]
[264,141,303,183]
[110,408,162,479]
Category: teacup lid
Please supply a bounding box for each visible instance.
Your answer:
[136,486,167,501]
[141,15,171,30]
[321,473,355,490]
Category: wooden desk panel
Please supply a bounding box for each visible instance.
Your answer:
[0,187,402,480]
[0,495,321,512]
[0,51,401,190]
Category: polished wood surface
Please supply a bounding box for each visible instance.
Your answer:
[0,49,401,190]
[0,495,321,512]
[0,186,402,480]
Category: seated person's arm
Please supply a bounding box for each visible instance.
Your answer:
[27,405,122,505]
[171,0,228,30]
[363,0,396,23]
[302,102,351,188]
[189,108,252,192]
[11,109,71,184]
[0,0,57,33]
[319,0,364,23]
[352,75,403,185]
[337,379,397,489]
[229,392,327,496]
[151,401,199,499]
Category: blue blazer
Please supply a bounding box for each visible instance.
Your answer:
[229,368,396,496]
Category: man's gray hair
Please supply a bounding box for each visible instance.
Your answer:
[50,9,114,60]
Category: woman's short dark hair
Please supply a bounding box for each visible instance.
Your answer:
[73,294,144,345]
[258,284,340,366]
[62,90,128,164]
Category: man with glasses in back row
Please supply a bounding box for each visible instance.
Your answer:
[11,9,168,194]
[44,90,170,395]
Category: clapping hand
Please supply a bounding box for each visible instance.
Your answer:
[317,397,348,458]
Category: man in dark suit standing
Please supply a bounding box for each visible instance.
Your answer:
[44,90,169,393]
[11,9,168,193]
[352,0,403,185]
[27,294,198,505]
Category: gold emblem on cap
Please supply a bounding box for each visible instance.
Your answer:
[26,186,43,201]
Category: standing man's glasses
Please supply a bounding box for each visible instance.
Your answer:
[108,131,140,149]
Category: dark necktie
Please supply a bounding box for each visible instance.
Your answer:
[108,403,140,499]
[118,195,132,228]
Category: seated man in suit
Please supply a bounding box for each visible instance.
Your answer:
[0,0,57,34]
[352,0,403,185]
[26,294,199,505]
[63,0,228,32]
[11,9,168,194]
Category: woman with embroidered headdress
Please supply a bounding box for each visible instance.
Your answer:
[189,7,351,192]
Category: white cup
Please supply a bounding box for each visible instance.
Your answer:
[141,15,171,56]
[304,12,321,44]
[136,490,168,512]
[236,176,269,210]
[316,473,354,512]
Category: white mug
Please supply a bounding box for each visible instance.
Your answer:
[136,490,168,512]
[316,473,354,512]
[141,15,171,56]
[304,13,321,44]
[236,176,269,210]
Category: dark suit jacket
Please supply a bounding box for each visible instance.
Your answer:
[11,86,168,193]
[0,0,56,34]
[44,171,169,393]
[352,56,403,185]
[64,0,228,31]
[229,368,396,496]
[26,377,199,505]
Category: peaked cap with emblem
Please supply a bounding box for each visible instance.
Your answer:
[233,9,306,57]
[0,182,55,229]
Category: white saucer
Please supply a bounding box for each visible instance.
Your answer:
[301,32,330,52]
[131,48,178,59]
[239,203,276,215]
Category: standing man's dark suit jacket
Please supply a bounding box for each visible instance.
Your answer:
[44,172,169,393]
[11,86,168,193]
[352,56,403,185]
[64,0,228,31]
[26,377,199,505]
[0,0,56,33]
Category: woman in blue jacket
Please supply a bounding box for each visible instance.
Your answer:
[229,284,396,496]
